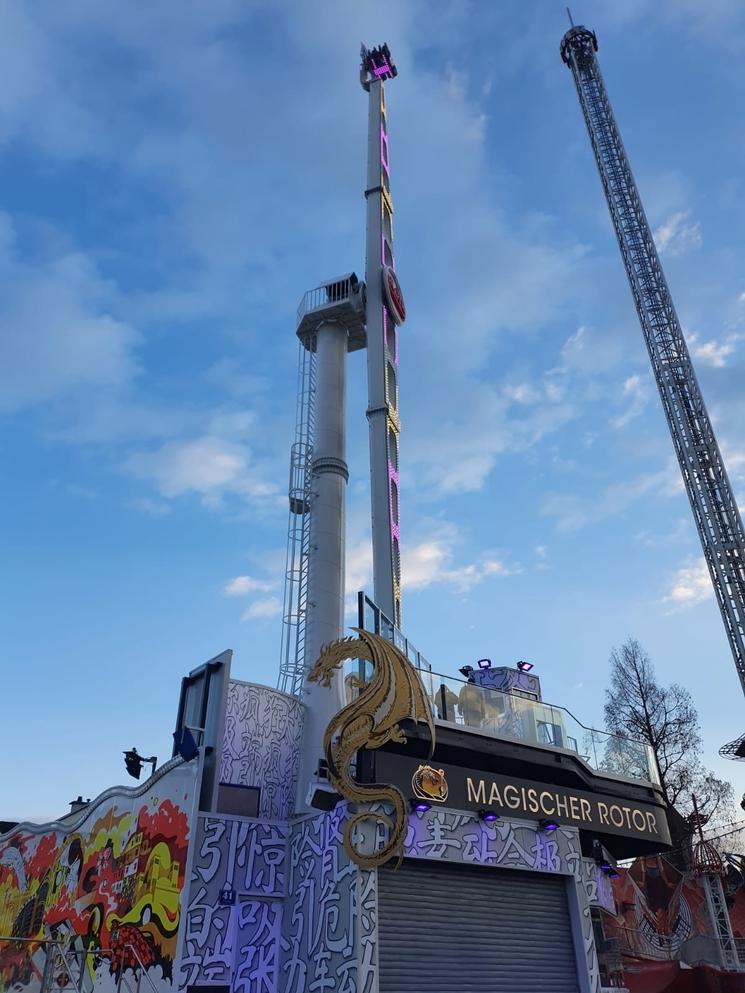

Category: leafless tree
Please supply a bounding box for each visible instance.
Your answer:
[604,638,733,825]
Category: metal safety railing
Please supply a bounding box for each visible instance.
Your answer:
[358,592,432,672]
[418,668,659,787]
[296,274,360,326]
[0,936,157,993]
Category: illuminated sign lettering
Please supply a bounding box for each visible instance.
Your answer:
[372,753,670,845]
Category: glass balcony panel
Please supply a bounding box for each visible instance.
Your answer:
[363,598,377,635]
[380,614,394,643]
[418,668,657,787]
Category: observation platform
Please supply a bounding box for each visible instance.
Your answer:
[296,272,367,351]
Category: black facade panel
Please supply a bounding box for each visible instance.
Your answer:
[378,859,579,993]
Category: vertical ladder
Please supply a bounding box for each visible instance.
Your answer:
[278,336,316,697]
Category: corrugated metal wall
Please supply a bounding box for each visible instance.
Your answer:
[378,859,580,992]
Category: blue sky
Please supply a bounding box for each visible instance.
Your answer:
[3,0,745,822]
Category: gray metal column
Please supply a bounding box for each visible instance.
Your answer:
[362,47,403,629]
[297,319,349,808]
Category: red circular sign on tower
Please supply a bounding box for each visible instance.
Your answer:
[382,265,406,324]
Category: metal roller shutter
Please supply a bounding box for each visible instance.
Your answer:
[378,859,580,993]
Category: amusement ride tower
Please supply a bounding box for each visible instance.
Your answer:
[561,25,745,752]
[361,43,406,632]
[278,44,406,803]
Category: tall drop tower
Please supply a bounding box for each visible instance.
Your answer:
[278,45,404,803]
[361,43,406,630]
[561,26,745,736]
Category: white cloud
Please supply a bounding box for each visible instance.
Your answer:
[343,522,513,607]
[126,437,278,506]
[242,596,282,621]
[611,373,649,429]
[686,328,743,368]
[0,2,591,506]
[127,497,171,517]
[403,522,513,594]
[662,558,713,611]
[0,214,140,413]
[541,463,682,532]
[346,540,374,599]
[721,445,745,481]
[224,575,276,596]
[653,210,702,257]
[503,383,539,404]
[634,517,692,548]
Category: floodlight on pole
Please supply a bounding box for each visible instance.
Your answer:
[123,747,157,781]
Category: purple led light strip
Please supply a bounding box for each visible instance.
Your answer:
[375,74,401,610]
[373,60,391,78]
[380,124,390,176]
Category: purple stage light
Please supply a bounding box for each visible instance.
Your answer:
[478,809,500,823]
[410,798,431,813]
[517,660,534,672]
[539,818,559,832]
[600,861,619,878]
[477,658,492,670]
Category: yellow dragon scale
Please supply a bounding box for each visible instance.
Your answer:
[307,628,436,869]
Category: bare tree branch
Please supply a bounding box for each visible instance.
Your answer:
[603,637,733,830]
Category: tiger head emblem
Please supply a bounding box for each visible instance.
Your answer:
[412,764,448,803]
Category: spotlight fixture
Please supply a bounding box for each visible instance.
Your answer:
[477,658,492,670]
[592,838,619,876]
[538,818,559,833]
[517,660,534,673]
[459,665,474,677]
[600,862,619,878]
[307,783,341,811]
[478,809,500,823]
[123,748,157,780]
[410,798,431,814]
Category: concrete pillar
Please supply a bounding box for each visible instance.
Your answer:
[297,320,349,810]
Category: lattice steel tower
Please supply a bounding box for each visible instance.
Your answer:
[560,26,745,728]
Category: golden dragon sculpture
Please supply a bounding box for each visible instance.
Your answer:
[307,627,436,869]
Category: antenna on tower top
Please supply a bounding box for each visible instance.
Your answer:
[566,7,575,26]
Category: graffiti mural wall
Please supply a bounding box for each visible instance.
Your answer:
[0,758,198,993]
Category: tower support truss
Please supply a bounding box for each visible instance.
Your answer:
[702,874,739,970]
[561,26,745,701]
[361,45,403,629]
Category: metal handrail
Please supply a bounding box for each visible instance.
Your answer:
[416,666,660,787]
